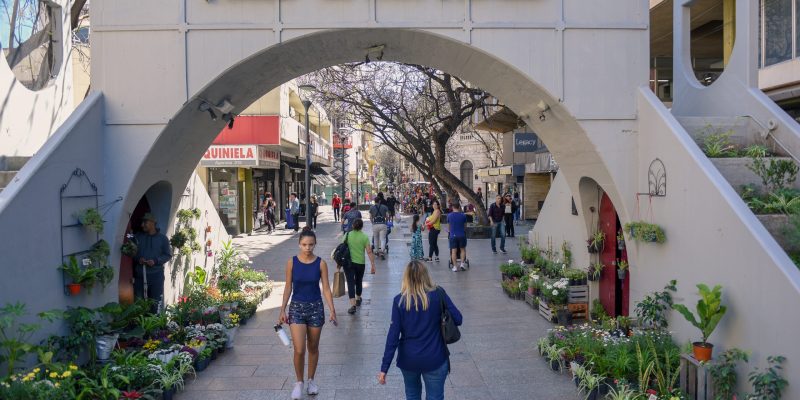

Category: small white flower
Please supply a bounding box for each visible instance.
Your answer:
[508,259,514,264]
[552,290,558,296]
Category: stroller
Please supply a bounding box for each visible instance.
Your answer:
[371,220,392,260]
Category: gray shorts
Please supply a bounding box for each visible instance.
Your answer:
[288,300,325,327]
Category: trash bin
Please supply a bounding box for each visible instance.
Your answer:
[285,208,294,229]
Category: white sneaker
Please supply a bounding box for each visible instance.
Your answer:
[291,381,303,399]
[459,262,467,271]
[451,265,458,272]
[307,379,319,395]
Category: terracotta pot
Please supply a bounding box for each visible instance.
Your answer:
[67,283,82,296]
[692,342,714,362]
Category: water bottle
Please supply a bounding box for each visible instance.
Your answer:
[274,324,291,347]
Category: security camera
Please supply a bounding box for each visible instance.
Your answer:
[536,100,549,112]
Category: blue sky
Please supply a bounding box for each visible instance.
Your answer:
[1,1,36,49]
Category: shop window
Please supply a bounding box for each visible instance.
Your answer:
[1,0,62,91]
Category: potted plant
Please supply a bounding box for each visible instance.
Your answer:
[75,207,104,234]
[590,299,607,321]
[709,348,749,400]
[222,313,240,348]
[748,355,788,400]
[59,256,90,295]
[616,231,625,250]
[195,347,212,372]
[544,343,564,372]
[623,221,666,243]
[616,260,628,280]
[671,283,727,361]
[587,231,605,253]
[205,225,212,233]
[578,372,603,400]
[121,234,138,257]
[587,263,603,282]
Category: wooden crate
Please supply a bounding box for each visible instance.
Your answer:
[567,303,588,319]
[679,354,716,400]
[568,285,589,304]
[538,300,556,322]
[524,291,538,308]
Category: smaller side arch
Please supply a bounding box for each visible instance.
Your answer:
[460,160,474,191]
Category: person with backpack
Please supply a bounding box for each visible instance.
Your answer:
[378,260,463,400]
[341,202,361,233]
[340,219,375,315]
[370,198,390,258]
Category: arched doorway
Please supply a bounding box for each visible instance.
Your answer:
[460,160,474,191]
[598,192,629,317]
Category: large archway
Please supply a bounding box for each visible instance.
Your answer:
[111,29,632,248]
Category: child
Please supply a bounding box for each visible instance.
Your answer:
[409,214,424,260]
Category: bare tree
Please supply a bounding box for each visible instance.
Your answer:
[304,62,495,224]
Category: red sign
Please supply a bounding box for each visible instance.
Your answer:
[200,145,279,168]
[213,116,280,145]
[333,132,353,149]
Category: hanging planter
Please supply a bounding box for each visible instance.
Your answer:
[587,231,605,253]
[75,207,104,234]
[623,221,666,243]
[617,260,628,280]
[66,283,82,296]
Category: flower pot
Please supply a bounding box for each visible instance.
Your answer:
[556,309,573,326]
[162,387,176,400]
[211,348,218,360]
[218,345,226,354]
[527,287,534,295]
[95,334,119,361]
[66,283,82,296]
[240,317,248,326]
[224,326,238,348]
[550,360,560,371]
[617,269,626,280]
[587,244,597,254]
[692,342,714,362]
[205,226,212,233]
[195,357,210,372]
[586,388,601,400]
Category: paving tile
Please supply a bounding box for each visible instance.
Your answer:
[179,215,579,400]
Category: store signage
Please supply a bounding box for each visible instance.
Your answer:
[514,133,540,153]
[200,145,280,168]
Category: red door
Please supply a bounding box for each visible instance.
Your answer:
[598,192,629,316]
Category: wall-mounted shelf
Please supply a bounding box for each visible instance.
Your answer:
[60,168,100,296]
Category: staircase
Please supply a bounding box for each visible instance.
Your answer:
[0,156,30,193]
[677,116,800,260]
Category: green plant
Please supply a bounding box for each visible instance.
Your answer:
[744,144,770,158]
[158,356,195,392]
[617,260,629,271]
[561,241,572,267]
[709,348,749,400]
[588,231,605,251]
[635,336,681,396]
[0,303,59,376]
[198,347,212,360]
[75,363,126,400]
[121,234,138,257]
[624,221,666,243]
[499,261,525,278]
[748,355,788,400]
[75,207,104,234]
[749,157,799,193]
[89,240,110,266]
[605,382,643,400]
[578,372,602,397]
[671,283,727,345]
[782,213,800,266]
[543,343,564,372]
[591,299,608,320]
[635,280,677,329]
[588,263,603,280]
[763,190,800,214]
[59,256,90,285]
[702,129,738,158]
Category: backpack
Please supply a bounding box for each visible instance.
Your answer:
[333,233,352,267]
[372,205,386,224]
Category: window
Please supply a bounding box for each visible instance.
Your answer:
[762,0,793,66]
[460,160,474,190]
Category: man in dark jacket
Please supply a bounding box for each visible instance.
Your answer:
[134,213,172,311]
[488,195,506,254]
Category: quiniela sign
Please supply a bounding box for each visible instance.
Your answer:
[200,145,279,168]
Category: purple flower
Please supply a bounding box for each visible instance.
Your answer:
[181,346,198,358]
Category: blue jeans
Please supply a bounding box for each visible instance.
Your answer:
[401,361,448,400]
[491,221,506,252]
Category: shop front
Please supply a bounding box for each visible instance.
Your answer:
[201,145,280,235]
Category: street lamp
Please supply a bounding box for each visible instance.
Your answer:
[298,84,316,229]
[355,148,360,207]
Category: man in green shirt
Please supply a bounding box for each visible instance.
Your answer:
[343,219,376,314]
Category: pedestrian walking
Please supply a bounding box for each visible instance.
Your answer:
[424,200,441,262]
[289,193,301,232]
[446,203,468,272]
[409,214,424,261]
[386,192,398,221]
[320,191,327,205]
[513,192,521,225]
[378,260,463,400]
[265,192,276,233]
[309,196,319,230]
[370,197,390,258]
[342,202,361,232]
[134,213,173,313]
[342,218,376,314]
[504,194,516,237]
[332,193,342,222]
[278,227,338,400]
[488,195,507,254]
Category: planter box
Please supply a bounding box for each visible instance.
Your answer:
[679,354,717,400]
[567,303,588,320]
[538,300,556,323]
[465,225,491,239]
[756,214,796,251]
[524,291,538,308]
[710,157,800,194]
[568,285,589,304]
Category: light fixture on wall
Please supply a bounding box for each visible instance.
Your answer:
[198,98,236,124]
[536,100,550,122]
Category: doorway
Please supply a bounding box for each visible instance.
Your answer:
[598,192,629,317]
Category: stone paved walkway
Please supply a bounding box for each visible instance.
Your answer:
[179,207,580,400]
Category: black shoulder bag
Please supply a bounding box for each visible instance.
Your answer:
[436,286,461,344]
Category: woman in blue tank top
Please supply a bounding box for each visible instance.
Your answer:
[279,226,338,399]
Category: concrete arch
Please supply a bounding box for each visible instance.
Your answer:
[113,28,630,244]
